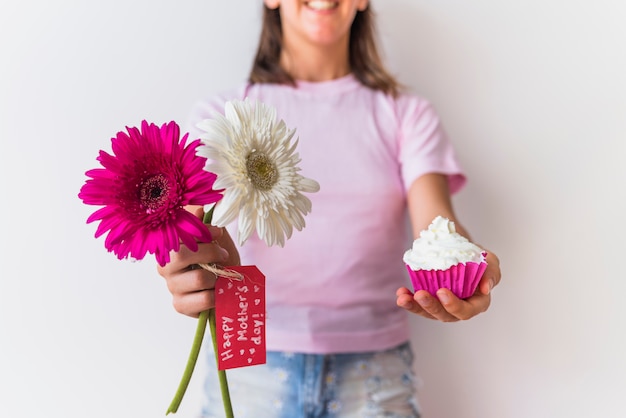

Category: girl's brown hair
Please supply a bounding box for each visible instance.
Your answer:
[249,5,401,97]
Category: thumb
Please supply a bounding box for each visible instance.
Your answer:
[184,204,205,220]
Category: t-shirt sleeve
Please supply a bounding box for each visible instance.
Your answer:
[185,85,249,140]
[397,95,467,194]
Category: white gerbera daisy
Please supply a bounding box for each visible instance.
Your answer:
[196,98,320,247]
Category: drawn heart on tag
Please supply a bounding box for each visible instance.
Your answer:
[215,265,267,370]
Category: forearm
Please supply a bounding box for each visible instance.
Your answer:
[407,173,463,238]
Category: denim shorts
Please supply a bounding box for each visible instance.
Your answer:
[201,342,421,418]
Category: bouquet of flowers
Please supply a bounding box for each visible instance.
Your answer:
[78,99,319,416]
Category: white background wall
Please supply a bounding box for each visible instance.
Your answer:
[1,1,624,417]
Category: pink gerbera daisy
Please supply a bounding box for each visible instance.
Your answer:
[78,120,222,266]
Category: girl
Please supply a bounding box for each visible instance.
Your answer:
[159,1,501,417]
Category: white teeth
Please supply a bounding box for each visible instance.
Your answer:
[306,1,337,11]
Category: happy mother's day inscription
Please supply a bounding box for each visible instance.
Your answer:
[215,265,266,370]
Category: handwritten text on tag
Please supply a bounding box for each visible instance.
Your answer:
[214,265,266,370]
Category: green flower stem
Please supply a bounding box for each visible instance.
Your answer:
[166,310,209,415]
[202,207,233,417]
[209,308,234,418]
[165,309,233,416]
[166,206,233,416]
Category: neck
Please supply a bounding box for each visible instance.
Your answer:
[280,38,351,82]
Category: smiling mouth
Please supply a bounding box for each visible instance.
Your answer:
[305,1,339,11]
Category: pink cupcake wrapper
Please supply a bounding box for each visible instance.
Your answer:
[405,255,488,299]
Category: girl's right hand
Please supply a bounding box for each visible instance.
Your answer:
[157,225,234,318]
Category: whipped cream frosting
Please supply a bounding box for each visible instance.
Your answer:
[403,216,485,271]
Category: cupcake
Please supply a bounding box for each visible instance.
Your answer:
[403,216,487,299]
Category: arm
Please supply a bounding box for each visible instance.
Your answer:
[157,206,241,318]
[396,173,501,322]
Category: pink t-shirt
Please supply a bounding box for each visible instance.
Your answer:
[188,74,466,354]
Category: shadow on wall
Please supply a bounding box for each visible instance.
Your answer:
[377,5,510,418]
[378,2,501,240]
[377,3,493,107]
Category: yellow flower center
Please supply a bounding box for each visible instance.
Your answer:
[246,150,278,191]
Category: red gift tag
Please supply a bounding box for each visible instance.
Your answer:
[214,265,266,370]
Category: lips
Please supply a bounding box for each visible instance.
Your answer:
[305,1,339,11]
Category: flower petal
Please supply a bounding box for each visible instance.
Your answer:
[195,99,320,247]
[79,121,222,264]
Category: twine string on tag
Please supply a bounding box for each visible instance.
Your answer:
[197,263,244,281]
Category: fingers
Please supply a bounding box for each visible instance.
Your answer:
[157,238,231,318]
[396,288,436,320]
[414,290,460,322]
[165,265,219,318]
[206,225,225,241]
[479,251,502,294]
[436,288,490,320]
[396,287,491,322]
[165,266,218,295]
[397,287,457,321]
[172,286,215,318]
[184,204,205,220]
[159,241,229,277]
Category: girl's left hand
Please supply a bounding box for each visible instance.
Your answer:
[396,251,501,322]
